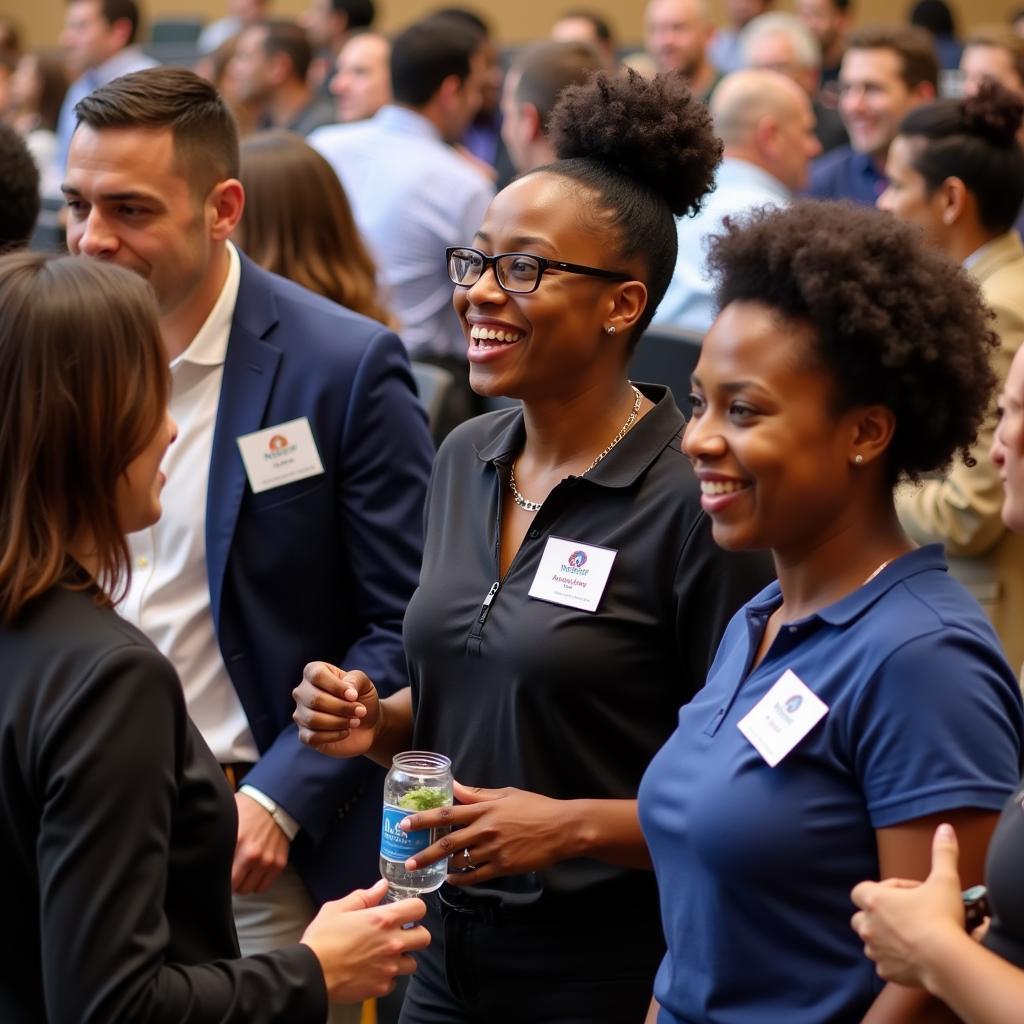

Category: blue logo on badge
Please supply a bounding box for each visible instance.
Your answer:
[567,550,588,568]
[784,695,803,714]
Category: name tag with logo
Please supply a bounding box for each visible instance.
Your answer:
[236,416,325,494]
[528,535,617,613]
[737,669,828,767]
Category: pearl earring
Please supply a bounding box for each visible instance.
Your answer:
[854,454,864,465]
[605,325,616,335]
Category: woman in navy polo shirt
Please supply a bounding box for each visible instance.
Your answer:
[850,341,1024,1022]
[637,200,1024,1024]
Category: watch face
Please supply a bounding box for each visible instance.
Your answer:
[962,885,987,902]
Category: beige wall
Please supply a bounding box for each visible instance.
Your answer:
[8,0,1016,53]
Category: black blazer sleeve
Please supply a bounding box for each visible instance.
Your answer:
[34,642,328,1024]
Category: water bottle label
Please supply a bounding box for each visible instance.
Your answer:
[380,804,432,862]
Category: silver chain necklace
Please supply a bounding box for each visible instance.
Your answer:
[508,385,644,513]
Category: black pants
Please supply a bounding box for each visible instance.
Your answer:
[399,886,664,1024]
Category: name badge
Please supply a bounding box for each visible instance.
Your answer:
[236,416,325,494]
[736,669,828,767]
[528,535,617,613]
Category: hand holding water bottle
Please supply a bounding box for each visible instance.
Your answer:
[300,878,429,1002]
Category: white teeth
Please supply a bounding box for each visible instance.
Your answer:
[470,325,523,344]
[700,480,748,495]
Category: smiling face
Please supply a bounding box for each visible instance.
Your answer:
[452,171,636,401]
[64,125,216,321]
[683,301,867,556]
[992,345,1024,533]
[839,47,920,160]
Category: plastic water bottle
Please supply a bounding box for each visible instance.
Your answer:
[380,751,453,902]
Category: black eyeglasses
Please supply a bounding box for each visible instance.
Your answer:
[446,246,630,295]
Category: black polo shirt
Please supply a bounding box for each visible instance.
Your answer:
[405,384,774,905]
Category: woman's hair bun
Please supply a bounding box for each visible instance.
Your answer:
[547,69,722,218]
[961,78,1024,147]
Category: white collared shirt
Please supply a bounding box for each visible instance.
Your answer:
[122,243,259,764]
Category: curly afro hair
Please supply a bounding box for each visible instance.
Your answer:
[538,68,722,339]
[707,200,998,484]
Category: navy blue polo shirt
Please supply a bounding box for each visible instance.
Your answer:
[638,545,1024,1024]
[806,144,887,205]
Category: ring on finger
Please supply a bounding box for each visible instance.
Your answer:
[462,847,476,872]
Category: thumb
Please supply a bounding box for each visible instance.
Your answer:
[333,877,389,912]
[929,823,960,882]
[453,779,503,803]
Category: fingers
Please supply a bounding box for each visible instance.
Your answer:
[333,878,389,912]
[379,897,429,934]
[850,880,876,910]
[400,802,476,835]
[453,779,506,803]
[929,822,960,881]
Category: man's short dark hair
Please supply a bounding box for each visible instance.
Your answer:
[431,7,490,38]
[557,9,614,45]
[846,24,939,90]
[0,125,40,251]
[257,20,314,81]
[331,0,375,29]
[69,0,141,45]
[74,67,239,195]
[390,15,482,107]
[513,41,603,130]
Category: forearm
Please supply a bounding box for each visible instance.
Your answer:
[564,799,652,869]
[364,688,415,768]
[922,929,1024,1024]
[861,982,962,1024]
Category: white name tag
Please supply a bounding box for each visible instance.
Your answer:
[737,669,829,767]
[527,536,617,613]
[236,417,325,494]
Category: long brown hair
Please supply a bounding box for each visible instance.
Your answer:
[0,253,170,623]
[235,131,395,327]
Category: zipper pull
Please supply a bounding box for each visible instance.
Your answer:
[477,581,500,624]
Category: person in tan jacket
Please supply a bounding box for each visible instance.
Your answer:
[879,79,1024,671]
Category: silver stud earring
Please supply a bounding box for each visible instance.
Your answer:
[854,454,864,465]
[605,325,617,335]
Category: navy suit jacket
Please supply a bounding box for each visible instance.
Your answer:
[206,253,433,904]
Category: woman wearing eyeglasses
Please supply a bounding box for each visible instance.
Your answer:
[293,70,773,1023]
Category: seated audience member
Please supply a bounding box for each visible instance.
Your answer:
[301,0,375,92]
[310,15,493,434]
[53,0,157,183]
[852,340,1024,1024]
[909,0,962,71]
[878,82,1024,672]
[0,250,429,1023]
[796,0,851,88]
[330,30,390,122]
[433,8,505,174]
[236,130,393,325]
[294,70,774,1024]
[551,9,618,69]
[639,199,1024,1023]
[741,12,847,151]
[644,0,721,101]
[229,20,336,136]
[653,69,820,331]
[960,28,1024,101]
[199,0,269,55]
[7,51,68,188]
[808,25,937,205]
[500,40,603,174]
[709,0,772,75]
[0,124,39,250]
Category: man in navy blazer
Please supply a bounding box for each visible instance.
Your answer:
[63,67,432,1021]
